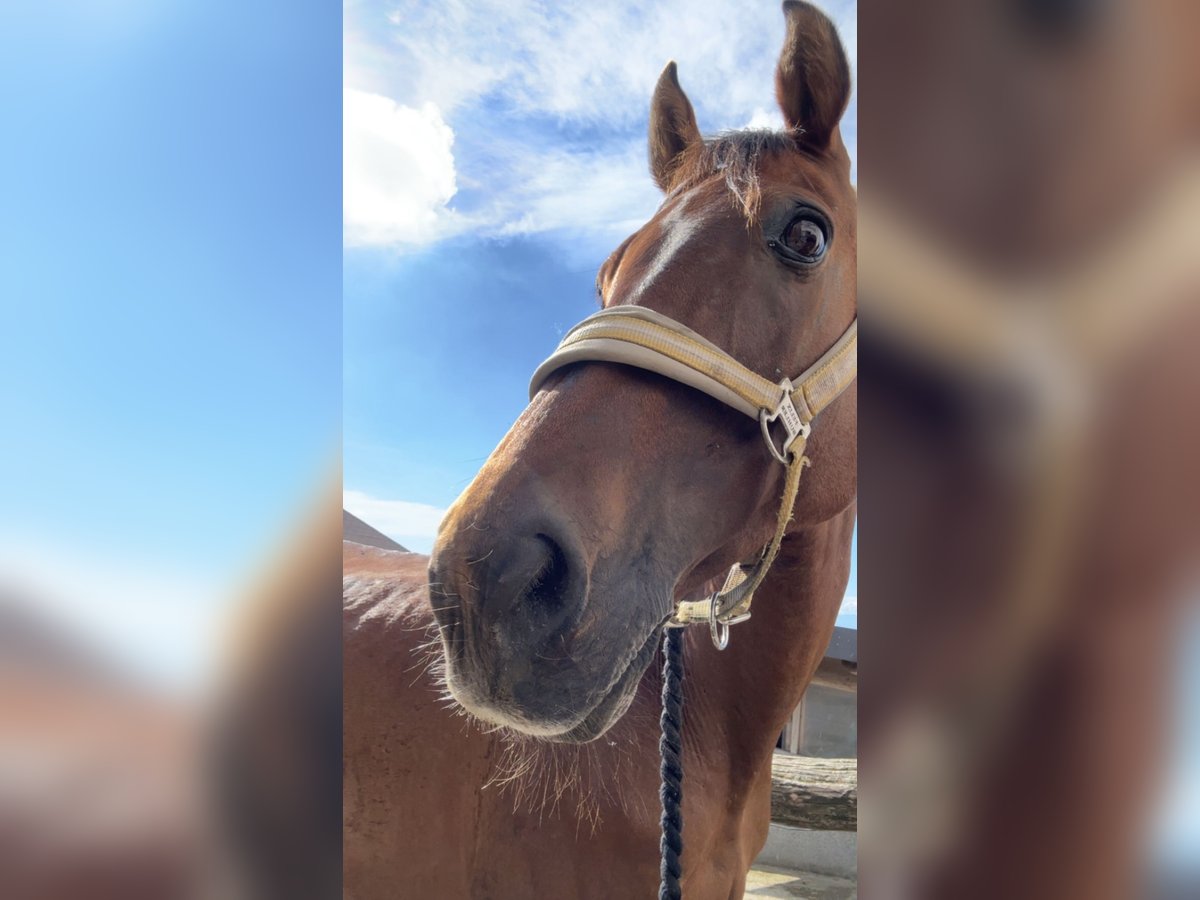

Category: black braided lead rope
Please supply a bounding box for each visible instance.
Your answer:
[658,626,685,900]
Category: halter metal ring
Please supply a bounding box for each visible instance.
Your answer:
[709,600,730,650]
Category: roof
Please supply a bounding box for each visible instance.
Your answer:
[825,625,857,663]
[342,510,408,552]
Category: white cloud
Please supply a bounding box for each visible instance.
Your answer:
[343,89,462,246]
[839,594,857,617]
[745,107,785,131]
[343,489,447,554]
[345,1,857,250]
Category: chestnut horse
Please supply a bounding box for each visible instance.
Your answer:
[343,3,856,897]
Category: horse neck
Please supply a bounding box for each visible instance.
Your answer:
[684,502,856,764]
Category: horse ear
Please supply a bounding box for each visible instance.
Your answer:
[775,1,851,149]
[648,61,701,192]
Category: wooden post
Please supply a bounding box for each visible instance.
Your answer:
[770,753,857,831]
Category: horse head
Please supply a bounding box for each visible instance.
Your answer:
[428,1,856,743]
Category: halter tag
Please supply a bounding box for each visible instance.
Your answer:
[778,392,803,436]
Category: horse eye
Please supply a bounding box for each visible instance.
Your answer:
[782,216,827,261]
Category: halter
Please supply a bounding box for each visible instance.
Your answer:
[529,305,858,648]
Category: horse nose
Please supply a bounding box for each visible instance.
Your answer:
[432,509,587,644]
[480,527,584,641]
[492,532,569,614]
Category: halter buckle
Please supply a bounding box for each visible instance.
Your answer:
[759,383,810,464]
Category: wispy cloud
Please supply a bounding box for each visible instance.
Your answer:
[342,489,447,554]
[354,0,855,126]
[345,0,856,251]
[492,139,661,248]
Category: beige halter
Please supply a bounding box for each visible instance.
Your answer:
[529,305,857,648]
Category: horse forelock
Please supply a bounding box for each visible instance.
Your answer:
[666,129,806,224]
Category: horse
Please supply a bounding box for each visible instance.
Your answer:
[343,2,856,897]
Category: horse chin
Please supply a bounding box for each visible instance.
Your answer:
[544,623,662,744]
[442,622,662,744]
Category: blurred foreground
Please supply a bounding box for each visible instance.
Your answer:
[859,1,1199,898]
[0,0,340,895]
[0,487,342,900]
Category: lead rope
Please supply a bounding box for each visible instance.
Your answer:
[657,450,808,898]
[658,626,685,900]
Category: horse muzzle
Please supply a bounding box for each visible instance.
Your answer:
[428,500,623,736]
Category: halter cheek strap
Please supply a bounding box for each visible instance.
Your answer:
[529,306,857,648]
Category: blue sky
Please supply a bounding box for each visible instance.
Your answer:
[0,0,340,685]
[343,0,858,625]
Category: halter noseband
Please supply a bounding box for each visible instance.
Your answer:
[529,305,857,648]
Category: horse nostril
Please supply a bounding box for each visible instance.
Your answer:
[520,533,570,612]
[472,527,582,638]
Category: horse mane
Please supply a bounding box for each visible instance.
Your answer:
[665,129,804,223]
